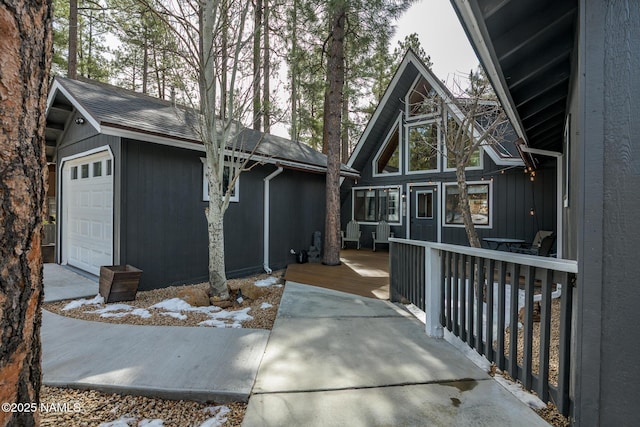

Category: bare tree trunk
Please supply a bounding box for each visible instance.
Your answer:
[322,2,346,266]
[0,0,51,425]
[252,0,262,130]
[205,200,228,299]
[68,0,78,78]
[455,161,481,248]
[262,0,270,133]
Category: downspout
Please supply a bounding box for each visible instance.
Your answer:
[263,166,284,273]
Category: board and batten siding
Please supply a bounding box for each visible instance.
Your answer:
[121,139,208,290]
[121,139,327,290]
[342,149,556,248]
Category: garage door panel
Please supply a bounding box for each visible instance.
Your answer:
[64,152,113,276]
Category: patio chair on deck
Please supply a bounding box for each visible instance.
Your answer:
[341,220,362,249]
[514,230,556,256]
[372,220,394,251]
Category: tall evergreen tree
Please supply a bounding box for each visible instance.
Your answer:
[320,0,415,263]
[0,0,52,424]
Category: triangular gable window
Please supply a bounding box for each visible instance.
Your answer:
[407,77,439,119]
[373,118,401,176]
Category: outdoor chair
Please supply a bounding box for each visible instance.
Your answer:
[514,230,556,256]
[372,220,394,251]
[341,220,362,249]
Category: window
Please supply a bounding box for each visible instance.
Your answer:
[407,122,439,172]
[71,166,78,180]
[407,77,439,119]
[202,160,239,203]
[373,119,401,175]
[416,191,433,219]
[81,164,89,179]
[106,159,112,176]
[444,115,481,170]
[444,182,491,227]
[93,161,102,177]
[353,187,400,224]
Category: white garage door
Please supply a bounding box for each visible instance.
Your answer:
[63,151,113,275]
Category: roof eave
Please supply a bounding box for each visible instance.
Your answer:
[449,0,529,148]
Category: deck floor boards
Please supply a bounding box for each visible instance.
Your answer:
[284,249,389,300]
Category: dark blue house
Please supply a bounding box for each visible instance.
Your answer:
[341,50,558,250]
[45,77,358,290]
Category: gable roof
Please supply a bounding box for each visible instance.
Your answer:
[450,0,578,161]
[347,49,523,173]
[46,76,359,177]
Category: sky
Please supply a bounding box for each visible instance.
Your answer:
[393,0,480,83]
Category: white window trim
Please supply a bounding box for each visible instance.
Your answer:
[201,158,240,203]
[405,119,441,174]
[351,185,403,226]
[442,109,484,172]
[442,180,493,229]
[415,190,434,219]
[443,145,484,172]
[405,75,441,123]
[372,114,403,177]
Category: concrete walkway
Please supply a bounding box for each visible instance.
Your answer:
[41,263,270,402]
[43,263,99,303]
[42,311,269,402]
[242,282,549,427]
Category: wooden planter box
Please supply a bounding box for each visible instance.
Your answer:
[99,265,142,303]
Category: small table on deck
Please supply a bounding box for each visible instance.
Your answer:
[483,237,525,252]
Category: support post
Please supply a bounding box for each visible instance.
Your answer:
[425,246,443,338]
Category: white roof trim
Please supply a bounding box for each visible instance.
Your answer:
[48,82,349,176]
[348,51,417,167]
[46,79,102,132]
[348,49,523,168]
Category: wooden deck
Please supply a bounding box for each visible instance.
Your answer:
[284,249,389,300]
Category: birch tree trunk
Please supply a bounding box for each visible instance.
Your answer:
[0,0,52,425]
[322,2,346,266]
[455,161,481,248]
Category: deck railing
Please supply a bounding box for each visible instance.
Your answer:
[389,238,578,417]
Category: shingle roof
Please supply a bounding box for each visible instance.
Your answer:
[51,76,358,175]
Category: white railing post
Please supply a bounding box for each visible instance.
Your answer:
[425,246,443,338]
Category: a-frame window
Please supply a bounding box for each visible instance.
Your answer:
[373,117,401,176]
[406,76,439,120]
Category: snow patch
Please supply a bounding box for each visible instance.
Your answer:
[159,311,188,320]
[200,406,231,427]
[198,307,253,328]
[260,302,273,309]
[63,294,104,311]
[98,416,137,427]
[138,419,164,427]
[254,277,279,287]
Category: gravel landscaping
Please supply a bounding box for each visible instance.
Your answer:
[44,271,285,330]
[40,386,246,427]
[41,271,285,426]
